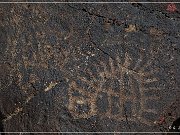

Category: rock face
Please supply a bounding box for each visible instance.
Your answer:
[0,1,180,133]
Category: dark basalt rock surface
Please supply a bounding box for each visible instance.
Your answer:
[0,1,180,134]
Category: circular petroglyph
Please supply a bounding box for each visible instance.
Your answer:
[67,46,165,126]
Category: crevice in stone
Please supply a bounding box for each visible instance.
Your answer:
[68,4,179,41]
[131,3,180,21]
[67,4,126,27]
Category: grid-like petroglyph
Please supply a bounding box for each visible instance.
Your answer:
[68,47,162,126]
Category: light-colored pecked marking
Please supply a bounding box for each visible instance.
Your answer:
[68,49,162,126]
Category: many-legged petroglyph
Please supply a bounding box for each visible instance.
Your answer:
[68,48,162,126]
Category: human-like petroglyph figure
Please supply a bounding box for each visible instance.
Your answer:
[68,48,162,126]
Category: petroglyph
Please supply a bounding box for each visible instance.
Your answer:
[125,24,137,32]
[44,81,58,92]
[2,5,73,123]
[3,107,23,122]
[68,48,162,126]
[4,6,71,94]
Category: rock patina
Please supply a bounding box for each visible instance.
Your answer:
[0,1,180,133]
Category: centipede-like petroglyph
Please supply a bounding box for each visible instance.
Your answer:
[68,48,162,126]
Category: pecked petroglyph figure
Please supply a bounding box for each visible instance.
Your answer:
[68,48,163,126]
